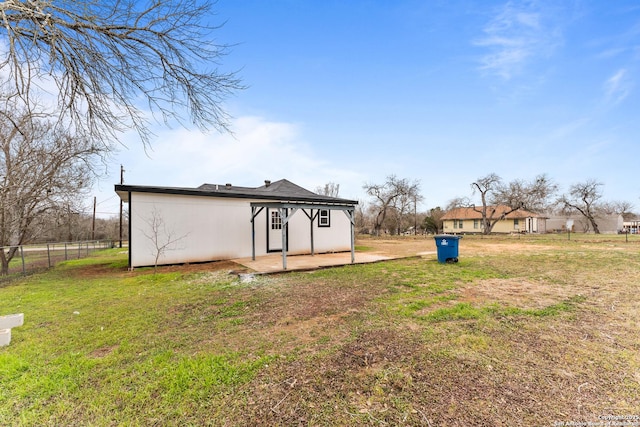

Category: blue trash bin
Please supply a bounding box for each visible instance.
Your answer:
[434,235,461,263]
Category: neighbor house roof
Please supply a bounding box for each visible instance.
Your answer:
[115,179,358,205]
[441,205,542,220]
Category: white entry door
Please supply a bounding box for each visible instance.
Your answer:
[268,209,286,252]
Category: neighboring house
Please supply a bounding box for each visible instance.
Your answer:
[622,217,640,234]
[441,206,547,234]
[115,179,358,269]
[546,214,623,234]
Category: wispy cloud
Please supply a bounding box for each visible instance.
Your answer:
[474,1,564,79]
[603,68,633,105]
[547,117,591,141]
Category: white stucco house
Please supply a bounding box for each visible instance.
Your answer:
[115,179,358,269]
[546,214,623,234]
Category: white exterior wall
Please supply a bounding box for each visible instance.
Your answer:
[130,193,264,267]
[129,192,352,267]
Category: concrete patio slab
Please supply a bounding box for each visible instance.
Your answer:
[232,252,396,274]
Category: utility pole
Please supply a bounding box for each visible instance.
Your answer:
[92,196,96,240]
[67,203,72,241]
[119,165,124,248]
[414,195,417,236]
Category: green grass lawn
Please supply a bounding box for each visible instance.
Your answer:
[1,238,639,426]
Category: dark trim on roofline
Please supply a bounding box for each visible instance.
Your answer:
[115,184,358,205]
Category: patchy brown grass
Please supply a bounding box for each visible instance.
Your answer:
[212,235,640,426]
[459,278,575,309]
[4,235,639,426]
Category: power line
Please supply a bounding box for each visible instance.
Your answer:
[96,194,117,205]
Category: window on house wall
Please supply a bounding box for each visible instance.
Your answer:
[514,219,519,230]
[318,209,330,227]
[459,220,464,229]
[271,211,282,230]
[474,219,480,229]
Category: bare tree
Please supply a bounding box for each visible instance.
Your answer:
[0,102,104,275]
[454,173,557,234]
[492,174,558,213]
[469,173,518,234]
[363,175,422,236]
[558,179,604,234]
[0,0,242,147]
[315,182,340,197]
[391,179,423,234]
[600,200,634,216]
[354,199,369,234]
[139,207,187,271]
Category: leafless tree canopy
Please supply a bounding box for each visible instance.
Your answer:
[315,182,340,198]
[0,0,241,146]
[453,173,557,234]
[600,200,634,216]
[363,175,422,235]
[492,174,558,213]
[557,179,604,234]
[0,100,105,274]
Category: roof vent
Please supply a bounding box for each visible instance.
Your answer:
[225,183,232,188]
[264,180,271,187]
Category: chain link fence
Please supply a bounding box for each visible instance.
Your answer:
[0,240,115,281]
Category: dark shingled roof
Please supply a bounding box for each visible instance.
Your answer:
[115,179,358,205]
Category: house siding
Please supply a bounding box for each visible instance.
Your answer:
[546,214,623,234]
[442,218,522,234]
[441,206,546,234]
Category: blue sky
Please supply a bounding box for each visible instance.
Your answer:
[94,0,640,217]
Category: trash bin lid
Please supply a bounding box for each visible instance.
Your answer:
[434,234,462,240]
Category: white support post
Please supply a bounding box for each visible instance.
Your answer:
[343,209,356,264]
[280,208,288,270]
[279,208,299,270]
[250,206,264,261]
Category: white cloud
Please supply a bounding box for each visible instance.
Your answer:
[603,68,633,105]
[143,116,363,191]
[93,115,367,216]
[474,1,564,79]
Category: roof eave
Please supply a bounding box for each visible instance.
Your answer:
[114,184,358,205]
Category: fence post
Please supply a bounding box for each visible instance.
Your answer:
[47,244,52,268]
[64,242,68,260]
[20,246,26,275]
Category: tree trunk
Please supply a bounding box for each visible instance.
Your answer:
[0,247,18,276]
[0,252,9,276]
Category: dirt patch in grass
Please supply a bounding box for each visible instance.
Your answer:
[459,277,575,309]
[207,270,384,356]
[223,315,638,426]
[89,345,119,358]
[64,258,243,280]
